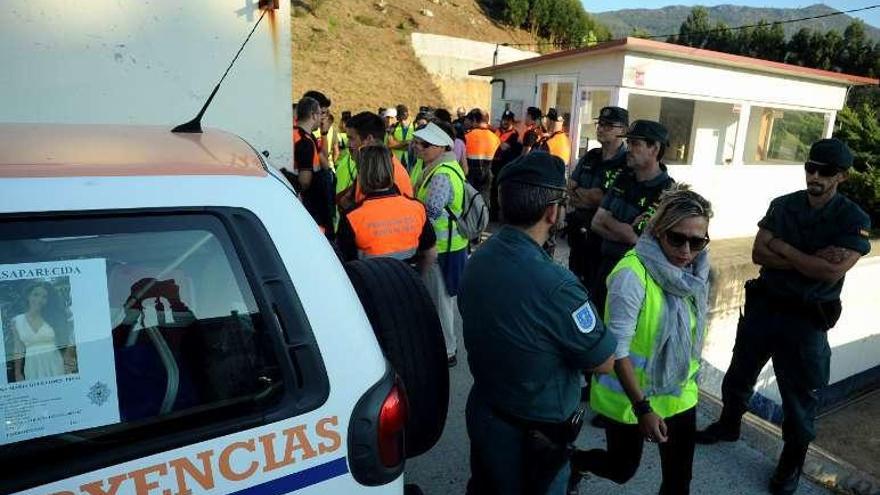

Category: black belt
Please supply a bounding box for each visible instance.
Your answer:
[490,405,584,444]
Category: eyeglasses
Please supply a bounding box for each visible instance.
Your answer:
[804,161,841,178]
[664,231,710,251]
[412,140,430,149]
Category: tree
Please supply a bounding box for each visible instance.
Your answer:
[502,0,529,27]
[631,27,653,39]
[677,6,712,48]
[786,28,812,66]
[704,21,735,53]
[841,21,871,75]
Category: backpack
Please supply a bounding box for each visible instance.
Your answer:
[428,164,489,243]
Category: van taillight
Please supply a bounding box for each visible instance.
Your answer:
[378,384,407,467]
[348,368,406,486]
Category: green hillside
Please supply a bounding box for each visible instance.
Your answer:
[594,3,880,40]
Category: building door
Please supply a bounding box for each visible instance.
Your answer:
[536,76,577,165]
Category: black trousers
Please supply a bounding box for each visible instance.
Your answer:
[566,212,602,286]
[720,291,831,446]
[577,408,696,495]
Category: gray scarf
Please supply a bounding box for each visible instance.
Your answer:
[635,233,710,396]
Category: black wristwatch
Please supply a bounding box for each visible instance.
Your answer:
[633,399,653,417]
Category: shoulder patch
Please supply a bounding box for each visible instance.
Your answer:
[572,301,597,334]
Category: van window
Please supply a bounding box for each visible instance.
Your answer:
[0,213,292,490]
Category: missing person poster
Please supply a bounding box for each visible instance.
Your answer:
[0,258,119,445]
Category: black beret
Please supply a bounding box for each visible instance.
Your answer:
[594,106,629,126]
[622,119,669,145]
[809,138,853,169]
[496,151,566,190]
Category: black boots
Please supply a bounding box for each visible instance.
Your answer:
[695,419,741,444]
[769,442,809,495]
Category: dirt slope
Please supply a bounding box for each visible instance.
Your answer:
[292,0,537,115]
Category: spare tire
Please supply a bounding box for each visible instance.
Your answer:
[344,258,449,458]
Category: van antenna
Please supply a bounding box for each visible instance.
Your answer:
[172,5,272,133]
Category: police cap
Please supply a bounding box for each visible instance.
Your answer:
[808,138,854,170]
[622,119,669,145]
[501,109,516,121]
[496,151,566,190]
[594,106,629,126]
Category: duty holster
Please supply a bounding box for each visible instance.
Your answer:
[744,279,842,332]
[492,406,585,493]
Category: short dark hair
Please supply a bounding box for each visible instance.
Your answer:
[340,111,352,126]
[499,181,562,227]
[526,107,542,121]
[396,104,409,117]
[467,109,484,123]
[347,112,386,142]
[303,90,330,108]
[296,96,320,121]
[433,108,452,123]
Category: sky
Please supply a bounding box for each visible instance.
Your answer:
[583,1,880,28]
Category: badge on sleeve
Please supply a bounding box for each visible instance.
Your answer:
[572,301,597,334]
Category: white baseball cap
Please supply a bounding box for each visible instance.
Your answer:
[414,122,454,149]
[383,107,398,118]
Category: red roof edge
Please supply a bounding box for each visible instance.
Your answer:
[470,37,879,86]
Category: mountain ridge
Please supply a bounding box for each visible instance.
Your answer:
[593,3,880,41]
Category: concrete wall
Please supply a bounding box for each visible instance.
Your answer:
[701,241,880,422]
[410,33,537,115]
[0,0,292,169]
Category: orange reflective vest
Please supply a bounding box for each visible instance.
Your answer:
[293,126,319,171]
[346,192,427,260]
[465,127,501,165]
[540,131,571,164]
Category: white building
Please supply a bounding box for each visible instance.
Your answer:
[471,37,878,239]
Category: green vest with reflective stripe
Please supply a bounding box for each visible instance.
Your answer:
[590,251,700,424]
[391,122,415,163]
[410,158,424,186]
[416,160,468,253]
[335,153,358,195]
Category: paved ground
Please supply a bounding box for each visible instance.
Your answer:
[405,328,833,494]
[815,389,880,481]
[406,234,833,494]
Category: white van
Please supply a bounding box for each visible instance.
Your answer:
[0,123,448,495]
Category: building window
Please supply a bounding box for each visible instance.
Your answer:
[538,80,574,130]
[628,94,695,165]
[578,90,611,157]
[744,107,825,164]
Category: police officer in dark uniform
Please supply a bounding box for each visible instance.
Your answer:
[590,120,675,309]
[567,106,629,284]
[490,109,523,221]
[460,152,617,495]
[697,138,872,495]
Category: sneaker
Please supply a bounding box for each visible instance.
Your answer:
[695,421,740,444]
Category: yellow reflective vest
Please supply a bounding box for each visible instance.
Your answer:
[590,251,700,424]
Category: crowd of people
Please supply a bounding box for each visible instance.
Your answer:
[286,89,872,495]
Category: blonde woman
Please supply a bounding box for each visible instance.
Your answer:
[571,185,713,495]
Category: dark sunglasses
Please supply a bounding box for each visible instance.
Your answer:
[664,231,710,251]
[804,161,841,177]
